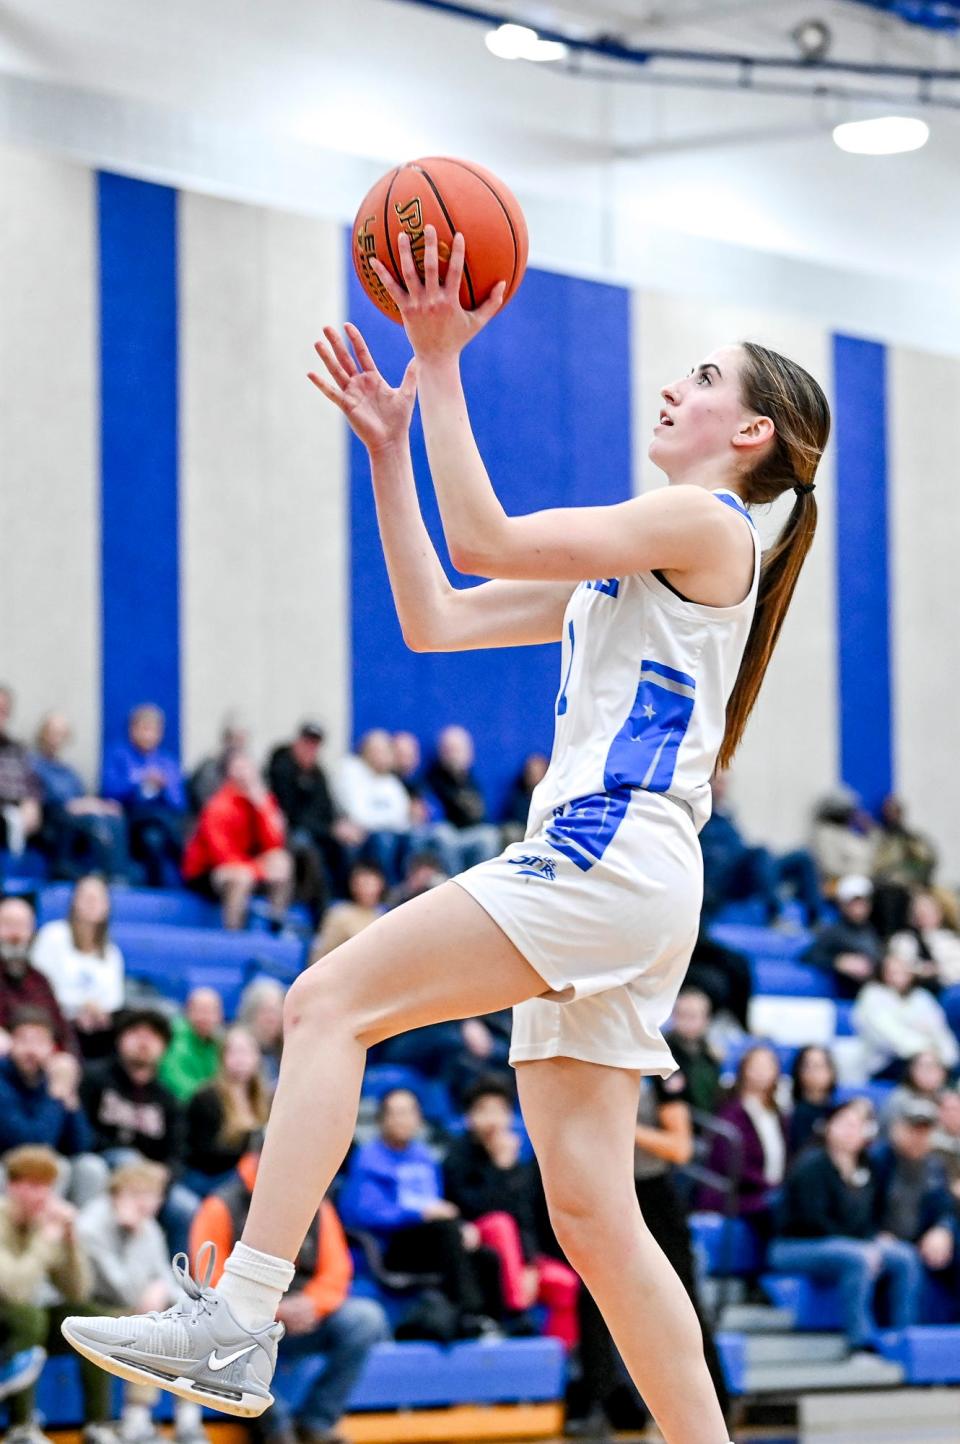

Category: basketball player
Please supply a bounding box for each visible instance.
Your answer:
[63,227,829,1444]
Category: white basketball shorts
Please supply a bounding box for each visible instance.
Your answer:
[453,787,703,1076]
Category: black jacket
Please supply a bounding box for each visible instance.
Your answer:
[776,1147,877,1240]
[267,746,338,840]
[80,1058,184,1166]
[443,1134,540,1260]
[425,761,488,830]
[185,1085,259,1179]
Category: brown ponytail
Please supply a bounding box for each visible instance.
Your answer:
[718,343,831,769]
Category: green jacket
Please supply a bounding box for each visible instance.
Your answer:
[158,1016,221,1102]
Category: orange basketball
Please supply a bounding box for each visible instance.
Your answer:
[352,156,528,323]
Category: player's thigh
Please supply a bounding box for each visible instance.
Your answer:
[287,879,546,1047]
[516,1056,642,1223]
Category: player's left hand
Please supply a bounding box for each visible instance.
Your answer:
[370,226,505,362]
[309,323,417,457]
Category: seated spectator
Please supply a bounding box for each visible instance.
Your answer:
[182,752,293,930]
[102,704,186,889]
[77,1161,208,1444]
[872,1097,957,1297]
[31,714,129,880]
[905,890,960,1045]
[804,874,882,999]
[0,1144,112,1443]
[80,1007,196,1256]
[339,1087,503,1336]
[334,730,412,882]
[158,986,223,1102]
[0,1009,107,1206]
[424,725,501,872]
[385,849,449,910]
[853,940,960,1079]
[0,685,42,857]
[788,1045,838,1157]
[310,862,386,962]
[237,976,285,1087]
[378,1012,513,1107]
[0,895,75,1055]
[701,771,822,925]
[31,875,124,1055]
[392,730,432,826]
[770,1100,921,1349]
[933,1087,960,1177]
[184,1025,271,1197]
[698,1045,787,1237]
[872,796,937,936]
[191,1149,388,1444]
[665,987,722,1115]
[268,721,362,915]
[502,753,549,841]
[444,1077,579,1344]
[811,786,877,888]
[188,714,250,813]
[882,1050,949,1130]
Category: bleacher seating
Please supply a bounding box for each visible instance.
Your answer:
[877,1327,960,1385]
[27,1339,567,1427]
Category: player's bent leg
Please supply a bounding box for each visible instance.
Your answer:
[62,882,546,1419]
[517,1057,730,1444]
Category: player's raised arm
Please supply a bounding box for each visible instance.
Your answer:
[309,325,572,651]
[371,229,734,584]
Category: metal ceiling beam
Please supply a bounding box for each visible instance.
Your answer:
[395,0,960,82]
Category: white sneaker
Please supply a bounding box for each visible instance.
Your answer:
[61,1246,283,1419]
[5,1424,55,1444]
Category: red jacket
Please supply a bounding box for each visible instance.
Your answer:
[182,783,286,881]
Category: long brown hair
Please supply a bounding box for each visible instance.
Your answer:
[212,1025,271,1149]
[718,343,831,768]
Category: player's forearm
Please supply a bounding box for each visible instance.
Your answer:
[415,354,510,573]
[368,440,455,650]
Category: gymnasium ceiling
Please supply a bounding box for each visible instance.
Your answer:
[0,0,957,295]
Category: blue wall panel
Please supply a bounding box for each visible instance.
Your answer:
[348,247,633,816]
[833,334,893,811]
[98,172,180,763]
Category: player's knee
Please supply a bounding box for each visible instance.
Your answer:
[542,1182,598,1265]
[283,966,347,1037]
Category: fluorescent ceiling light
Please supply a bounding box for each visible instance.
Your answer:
[832,116,930,155]
[485,23,568,63]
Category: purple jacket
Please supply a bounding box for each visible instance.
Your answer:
[103,743,185,812]
[697,1099,788,1216]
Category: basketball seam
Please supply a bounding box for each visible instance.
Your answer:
[447,159,520,297]
[410,164,477,310]
[381,167,402,313]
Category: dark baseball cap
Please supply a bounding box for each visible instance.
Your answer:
[298,721,326,742]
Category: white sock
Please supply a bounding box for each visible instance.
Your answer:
[215,1241,295,1330]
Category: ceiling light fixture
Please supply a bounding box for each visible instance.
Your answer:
[484,23,569,63]
[791,18,833,62]
[832,114,930,153]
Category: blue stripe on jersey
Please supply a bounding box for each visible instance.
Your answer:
[603,658,697,794]
[556,619,576,716]
[583,577,620,597]
[545,790,632,871]
[715,490,757,529]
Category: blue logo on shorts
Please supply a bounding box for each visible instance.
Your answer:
[509,855,558,881]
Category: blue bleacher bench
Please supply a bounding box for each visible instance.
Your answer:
[689,1213,762,1278]
[27,1339,566,1427]
[762,1273,844,1331]
[877,1327,960,1385]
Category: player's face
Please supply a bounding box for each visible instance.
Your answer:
[650,345,758,480]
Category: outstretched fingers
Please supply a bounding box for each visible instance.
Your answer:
[344,322,378,374]
[445,231,466,295]
[397,231,422,294]
[369,255,408,311]
[323,325,359,381]
[313,334,352,390]
[307,370,349,412]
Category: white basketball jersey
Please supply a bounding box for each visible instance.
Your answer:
[528,489,761,841]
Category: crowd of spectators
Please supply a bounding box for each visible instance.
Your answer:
[1,688,960,1437]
